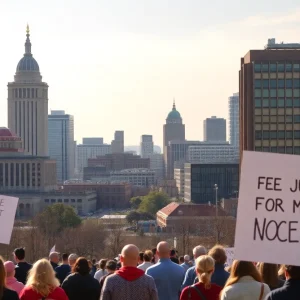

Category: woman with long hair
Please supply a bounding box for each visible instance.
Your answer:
[19,259,68,300]
[180,255,222,300]
[221,260,270,300]
[62,257,100,300]
[0,257,19,300]
[258,263,284,291]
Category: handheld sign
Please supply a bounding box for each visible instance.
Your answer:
[235,151,300,265]
[0,195,18,244]
[224,248,234,267]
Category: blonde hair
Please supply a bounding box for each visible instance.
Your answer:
[195,255,215,289]
[26,259,59,297]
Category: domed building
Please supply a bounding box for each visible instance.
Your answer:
[163,101,185,179]
[7,25,49,157]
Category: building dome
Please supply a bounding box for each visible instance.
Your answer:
[166,101,182,121]
[0,127,15,137]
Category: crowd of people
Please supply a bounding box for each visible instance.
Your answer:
[0,243,299,299]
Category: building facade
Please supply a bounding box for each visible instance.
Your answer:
[149,153,164,181]
[228,93,239,147]
[203,116,226,142]
[184,163,239,204]
[7,26,49,156]
[82,137,103,145]
[174,168,184,198]
[240,41,300,162]
[140,135,154,158]
[48,110,75,182]
[111,131,124,153]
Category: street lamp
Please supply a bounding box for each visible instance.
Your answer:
[214,184,218,218]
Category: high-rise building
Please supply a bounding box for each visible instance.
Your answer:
[240,39,300,161]
[82,137,103,145]
[140,135,154,158]
[149,153,164,181]
[228,93,239,147]
[48,110,75,182]
[203,116,226,142]
[111,131,124,153]
[7,26,48,156]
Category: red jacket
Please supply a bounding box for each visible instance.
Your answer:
[19,286,69,300]
[180,282,222,300]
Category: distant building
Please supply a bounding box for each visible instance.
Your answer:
[111,131,124,153]
[88,153,150,171]
[149,153,164,181]
[82,137,103,145]
[48,110,75,182]
[174,168,184,197]
[140,135,154,158]
[83,166,109,181]
[228,93,239,147]
[203,116,226,142]
[184,163,239,204]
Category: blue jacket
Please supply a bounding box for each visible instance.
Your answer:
[211,263,229,287]
[146,258,185,300]
[181,266,197,290]
[266,279,300,300]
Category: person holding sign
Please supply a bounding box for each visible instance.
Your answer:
[220,260,270,300]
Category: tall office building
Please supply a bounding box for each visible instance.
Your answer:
[7,26,48,156]
[48,110,75,182]
[228,93,239,147]
[240,38,300,162]
[140,135,154,158]
[203,116,226,142]
[111,131,124,153]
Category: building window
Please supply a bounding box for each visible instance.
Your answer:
[295,131,300,138]
[255,99,262,107]
[286,89,293,97]
[294,64,300,71]
[278,98,285,107]
[278,147,285,153]
[294,115,300,123]
[294,79,300,88]
[51,199,56,203]
[254,80,261,88]
[294,99,300,107]
[71,199,75,203]
[262,99,269,107]
[45,199,49,203]
[64,199,69,203]
[294,89,300,97]
[271,147,277,152]
[58,199,62,203]
[254,64,261,73]
[270,99,277,107]
[286,79,293,88]
[295,147,300,154]
[286,131,293,139]
[262,131,269,139]
[255,131,262,139]
[262,64,269,72]
[262,89,269,97]
[278,80,285,88]
[77,199,82,203]
[286,115,293,123]
[262,79,269,88]
[278,131,285,139]
[255,90,261,97]
[270,131,277,139]
[263,147,270,152]
[270,64,277,73]
[286,64,292,72]
[278,64,285,72]
[286,99,293,107]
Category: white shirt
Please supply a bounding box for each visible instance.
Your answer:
[137,262,153,272]
[221,276,270,300]
[94,269,108,281]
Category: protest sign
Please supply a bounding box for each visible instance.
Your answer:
[235,151,300,265]
[0,195,18,244]
[224,248,234,267]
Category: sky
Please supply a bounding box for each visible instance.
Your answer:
[1,0,300,147]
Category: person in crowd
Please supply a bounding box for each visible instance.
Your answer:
[277,265,286,281]
[180,255,222,300]
[99,260,117,293]
[55,253,71,285]
[138,252,144,265]
[151,248,158,264]
[68,254,78,268]
[101,244,158,300]
[220,260,270,299]
[13,248,32,285]
[170,249,179,264]
[49,252,60,270]
[266,265,300,299]
[62,257,100,300]
[137,250,153,272]
[4,261,24,295]
[179,256,184,264]
[90,259,97,277]
[207,245,229,287]
[94,259,108,281]
[258,263,284,291]
[180,255,191,273]
[146,241,185,300]
[19,259,68,300]
[181,245,207,289]
[0,257,19,300]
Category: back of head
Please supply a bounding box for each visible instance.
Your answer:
[157,241,170,259]
[170,249,176,257]
[73,257,90,276]
[143,250,153,262]
[258,263,278,288]
[193,245,207,258]
[62,253,69,262]
[99,259,107,270]
[196,255,215,289]
[179,256,184,264]
[68,253,78,266]
[14,247,25,261]
[26,259,59,297]
[285,265,300,280]
[49,252,59,263]
[225,260,262,288]
[106,260,117,272]
[184,255,190,262]
[139,252,144,262]
[120,244,140,267]
[4,261,15,278]
[208,245,227,265]
[0,257,5,299]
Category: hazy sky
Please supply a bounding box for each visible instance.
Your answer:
[1,0,300,147]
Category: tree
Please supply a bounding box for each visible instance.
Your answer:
[139,191,170,215]
[126,211,155,227]
[130,197,142,209]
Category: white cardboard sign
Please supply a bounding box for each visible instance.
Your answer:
[235,151,300,266]
[225,248,234,267]
[0,195,18,244]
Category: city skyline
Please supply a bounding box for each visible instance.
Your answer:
[1,1,300,146]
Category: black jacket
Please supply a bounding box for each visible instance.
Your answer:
[55,264,71,284]
[266,279,300,299]
[61,273,101,300]
[14,262,32,284]
[1,288,19,300]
